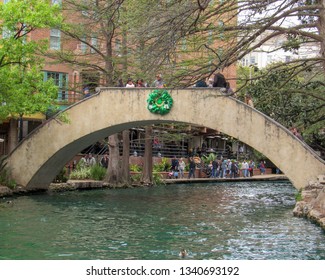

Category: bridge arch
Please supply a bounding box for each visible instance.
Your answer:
[6,88,325,190]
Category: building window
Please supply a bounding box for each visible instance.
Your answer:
[50,29,61,50]
[250,56,256,65]
[115,38,121,56]
[44,71,69,101]
[51,0,62,5]
[81,0,89,16]
[90,36,97,53]
[79,36,87,53]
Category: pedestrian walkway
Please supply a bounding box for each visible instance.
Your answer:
[163,174,288,184]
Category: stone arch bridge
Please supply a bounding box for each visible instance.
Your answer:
[6,88,325,190]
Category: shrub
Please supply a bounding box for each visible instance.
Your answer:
[295,190,302,202]
[153,172,165,186]
[130,164,142,172]
[202,153,216,164]
[0,169,16,189]
[153,157,171,172]
[53,167,68,183]
[90,164,106,181]
[69,167,91,180]
[131,173,141,182]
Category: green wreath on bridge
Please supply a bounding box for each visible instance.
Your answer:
[147,89,173,115]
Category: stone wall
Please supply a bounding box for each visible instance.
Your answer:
[293,182,325,230]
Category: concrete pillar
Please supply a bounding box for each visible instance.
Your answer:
[8,119,18,153]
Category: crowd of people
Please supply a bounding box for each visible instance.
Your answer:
[116,73,165,88]
[167,155,268,179]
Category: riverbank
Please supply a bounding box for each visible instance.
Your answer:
[0,174,288,197]
[293,181,325,231]
[163,174,288,184]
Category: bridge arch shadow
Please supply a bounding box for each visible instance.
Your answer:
[7,88,325,190]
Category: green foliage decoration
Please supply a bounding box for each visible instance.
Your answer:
[147,89,173,115]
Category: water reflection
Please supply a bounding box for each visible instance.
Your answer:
[0,181,324,260]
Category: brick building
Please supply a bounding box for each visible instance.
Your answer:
[0,0,237,156]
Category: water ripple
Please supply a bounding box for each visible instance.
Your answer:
[0,181,324,260]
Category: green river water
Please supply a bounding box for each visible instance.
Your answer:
[0,181,324,260]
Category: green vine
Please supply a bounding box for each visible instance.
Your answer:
[147,89,173,115]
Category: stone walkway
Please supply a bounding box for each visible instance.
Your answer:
[163,174,288,184]
[0,174,289,198]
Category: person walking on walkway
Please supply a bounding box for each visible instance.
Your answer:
[179,158,186,178]
[211,159,218,178]
[188,157,196,179]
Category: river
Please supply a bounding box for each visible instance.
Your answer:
[0,181,324,260]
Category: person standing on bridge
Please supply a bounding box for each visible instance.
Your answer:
[125,78,135,87]
[245,94,254,107]
[212,71,227,89]
[290,127,304,141]
[136,78,146,87]
[83,87,91,98]
[152,74,165,88]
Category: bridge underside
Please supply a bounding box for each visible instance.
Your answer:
[6,88,325,190]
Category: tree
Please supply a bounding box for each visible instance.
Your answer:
[246,63,325,154]
[135,1,325,85]
[121,130,130,185]
[141,126,153,185]
[0,0,62,150]
[137,0,325,152]
[47,0,132,186]
[0,0,62,118]
[105,134,121,185]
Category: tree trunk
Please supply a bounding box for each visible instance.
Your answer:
[104,134,121,185]
[141,126,153,186]
[318,0,325,72]
[121,129,130,185]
